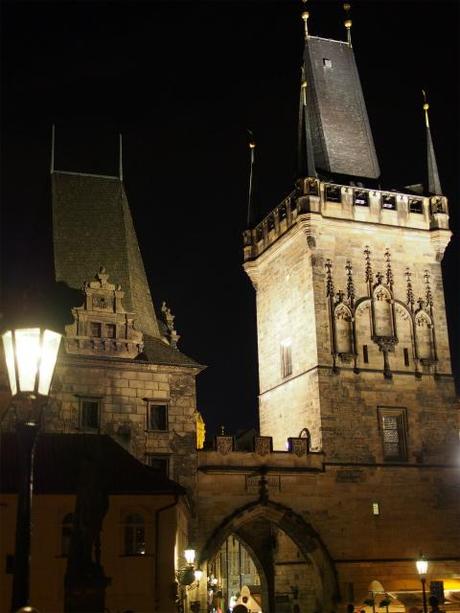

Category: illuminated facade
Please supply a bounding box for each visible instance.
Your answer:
[0,5,459,613]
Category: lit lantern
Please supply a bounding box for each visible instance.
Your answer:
[184,547,196,565]
[2,328,62,397]
[416,555,428,578]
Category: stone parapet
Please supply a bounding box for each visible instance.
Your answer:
[243,177,450,262]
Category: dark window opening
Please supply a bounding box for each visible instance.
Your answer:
[147,403,168,431]
[267,215,275,231]
[124,513,146,556]
[106,324,116,338]
[81,399,100,432]
[409,199,423,214]
[363,345,369,364]
[403,348,410,367]
[90,322,102,337]
[354,191,369,206]
[323,58,332,68]
[146,454,169,476]
[382,195,396,210]
[326,186,341,203]
[379,408,407,461]
[6,554,14,574]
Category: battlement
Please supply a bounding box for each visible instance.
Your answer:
[243,178,449,262]
[197,435,323,473]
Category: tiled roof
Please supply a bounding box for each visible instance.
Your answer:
[304,36,380,179]
[138,335,204,369]
[51,171,160,338]
[0,432,185,495]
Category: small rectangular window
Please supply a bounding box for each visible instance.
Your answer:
[80,398,100,432]
[90,322,102,337]
[281,341,292,378]
[363,345,369,364]
[378,407,408,461]
[354,190,369,207]
[146,454,169,476]
[372,502,380,516]
[323,58,332,68]
[409,199,423,214]
[106,324,116,338]
[147,403,168,431]
[403,348,410,367]
[382,195,396,210]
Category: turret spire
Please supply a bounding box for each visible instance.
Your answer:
[297,67,316,178]
[422,90,442,195]
[247,130,256,227]
[50,124,55,174]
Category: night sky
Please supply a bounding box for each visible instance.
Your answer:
[1,1,459,437]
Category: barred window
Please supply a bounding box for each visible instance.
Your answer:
[379,408,407,461]
[280,341,292,378]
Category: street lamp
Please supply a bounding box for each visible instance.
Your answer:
[2,327,62,612]
[416,554,429,613]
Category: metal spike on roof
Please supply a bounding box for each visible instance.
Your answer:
[297,67,316,179]
[247,130,256,227]
[422,90,442,195]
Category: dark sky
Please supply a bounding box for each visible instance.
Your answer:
[1,1,459,437]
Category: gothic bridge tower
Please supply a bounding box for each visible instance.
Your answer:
[243,8,457,464]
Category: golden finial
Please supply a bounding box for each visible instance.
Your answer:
[422,89,430,128]
[343,3,352,45]
[301,0,310,38]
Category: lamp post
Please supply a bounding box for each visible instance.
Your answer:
[416,555,429,613]
[2,327,62,612]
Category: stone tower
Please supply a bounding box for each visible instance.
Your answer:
[243,14,457,463]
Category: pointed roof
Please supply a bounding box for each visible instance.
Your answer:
[423,97,442,195]
[302,35,380,179]
[51,170,160,338]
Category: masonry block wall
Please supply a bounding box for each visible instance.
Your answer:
[244,185,457,462]
[46,356,199,493]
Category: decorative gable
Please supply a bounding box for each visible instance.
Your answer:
[65,267,144,358]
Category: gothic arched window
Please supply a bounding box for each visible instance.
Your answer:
[415,312,433,361]
[373,286,393,337]
[123,513,146,556]
[334,304,352,355]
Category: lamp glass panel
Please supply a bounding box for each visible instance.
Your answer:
[416,559,428,575]
[2,331,17,395]
[15,328,41,392]
[184,548,196,564]
[38,330,62,395]
[194,569,203,582]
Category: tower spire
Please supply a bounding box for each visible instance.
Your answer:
[297,67,316,178]
[247,130,256,227]
[50,124,55,174]
[422,90,442,195]
[119,133,123,182]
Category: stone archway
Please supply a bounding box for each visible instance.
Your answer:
[199,500,339,612]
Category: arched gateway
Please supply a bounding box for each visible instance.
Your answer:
[198,500,338,612]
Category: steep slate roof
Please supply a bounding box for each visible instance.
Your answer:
[303,36,380,179]
[0,433,185,495]
[51,171,160,338]
[138,335,204,368]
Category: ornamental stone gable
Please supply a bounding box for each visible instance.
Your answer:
[64,266,144,358]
